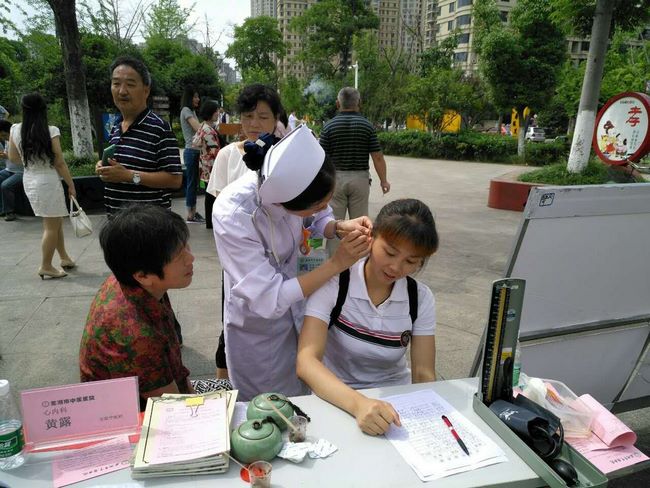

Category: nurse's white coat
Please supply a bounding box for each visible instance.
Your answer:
[212,171,333,401]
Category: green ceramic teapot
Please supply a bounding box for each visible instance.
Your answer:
[231,418,283,463]
[247,392,294,431]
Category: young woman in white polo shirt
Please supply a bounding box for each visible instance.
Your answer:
[297,199,438,435]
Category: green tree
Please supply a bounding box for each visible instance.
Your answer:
[20,30,64,99]
[291,0,379,78]
[555,28,649,138]
[80,32,136,150]
[143,0,195,40]
[353,31,411,127]
[279,75,305,114]
[418,36,458,75]
[555,60,585,133]
[226,16,285,86]
[475,0,566,156]
[551,0,650,172]
[0,37,28,112]
[406,69,454,133]
[600,30,650,100]
[551,0,650,37]
[142,36,220,122]
[46,0,94,157]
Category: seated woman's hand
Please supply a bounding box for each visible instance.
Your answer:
[354,397,402,436]
[331,229,371,270]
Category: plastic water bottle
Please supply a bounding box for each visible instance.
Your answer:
[512,342,522,388]
[0,379,25,470]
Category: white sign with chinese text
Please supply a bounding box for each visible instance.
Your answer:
[593,92,650,164]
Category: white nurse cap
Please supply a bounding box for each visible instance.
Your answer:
[258,124,325,204]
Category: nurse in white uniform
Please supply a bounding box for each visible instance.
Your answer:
[212,125,372,400]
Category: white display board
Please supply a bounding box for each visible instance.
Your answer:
[503,184,650,410]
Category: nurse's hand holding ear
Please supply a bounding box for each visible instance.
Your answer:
[331,229,372,270]
[334,216,373,239]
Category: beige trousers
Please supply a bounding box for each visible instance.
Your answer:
[327,170,370,255]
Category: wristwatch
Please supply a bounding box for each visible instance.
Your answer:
[132,171,141,185]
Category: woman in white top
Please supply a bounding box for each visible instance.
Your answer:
[212,125,372,401]
[207,84,284,380]
[7,93,76,279]
[207,84,282,199]
[297,199,438,435]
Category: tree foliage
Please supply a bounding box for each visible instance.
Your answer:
[599,30,650,100]
[142,36,221,120]
[81,32,135,113]
[475,0,566,154]
[290,0,379,78]
[226,16,285,86]
[418,36,459,75]
[352,31,411,127]
[143,0,194,40]
[553,27,649,135]
[550,0,650,37]
[0,37,28,111]
[278,76,305,114]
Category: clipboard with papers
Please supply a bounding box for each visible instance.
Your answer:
[131,389,238,479]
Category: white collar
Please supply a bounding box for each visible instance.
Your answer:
[350,258,409,302]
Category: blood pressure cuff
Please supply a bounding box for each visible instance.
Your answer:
[489,395,564,460]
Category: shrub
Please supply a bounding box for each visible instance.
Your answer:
[523,141,569,166]
[377,130,436,157]
[377,130,569,166]
[64,151,97,177]
[518,159,610,185]
[171,122,185,147]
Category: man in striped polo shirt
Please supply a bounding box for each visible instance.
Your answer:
[96,56,182,215]
[320,87,390,253]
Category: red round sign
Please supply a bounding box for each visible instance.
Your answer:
[592,92,650,165]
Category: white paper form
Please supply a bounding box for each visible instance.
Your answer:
[146,395,229,465]
[384,389,507,481]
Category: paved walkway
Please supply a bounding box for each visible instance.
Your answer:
[0,156,646,483]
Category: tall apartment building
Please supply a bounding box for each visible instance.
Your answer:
[371,0,400,51]
[427,1,642,73]
[250,0,276,18]
[424,0,438,46]
[252,1,428,79]
[370,0,427,57]
[276,0,315,79]
[399,0,427,56]
[432,0,516,71]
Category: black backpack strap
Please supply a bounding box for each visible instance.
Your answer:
[329,269,350,329]
[406,276,418,324]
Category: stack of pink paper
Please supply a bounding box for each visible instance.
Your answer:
[565,394,648,474]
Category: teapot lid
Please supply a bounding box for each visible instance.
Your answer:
[251,392,289,411]
[235,419,277,441]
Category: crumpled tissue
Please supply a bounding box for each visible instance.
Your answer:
[277,439,338,463]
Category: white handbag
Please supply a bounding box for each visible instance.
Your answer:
[69,196,93,238]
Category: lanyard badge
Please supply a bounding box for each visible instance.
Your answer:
[297,230,328,275]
